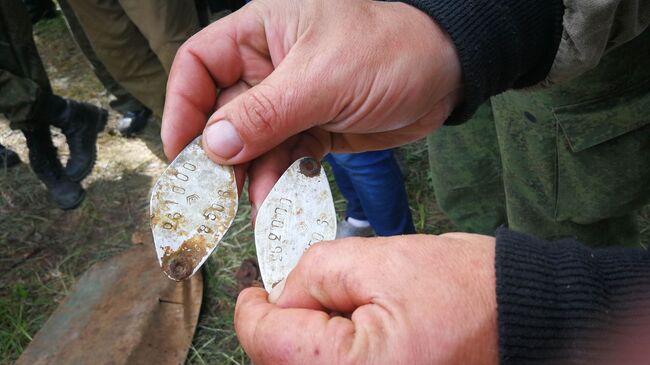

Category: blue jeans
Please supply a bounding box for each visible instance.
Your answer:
[326,150,415,236]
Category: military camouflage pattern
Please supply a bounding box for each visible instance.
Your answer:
[428,102,507,235]
[429,29,650,248]
[0,0,52,130]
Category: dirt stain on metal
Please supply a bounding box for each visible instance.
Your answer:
[160,235,209,281]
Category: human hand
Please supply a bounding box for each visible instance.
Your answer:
[161,0,461,205]
[234,233,498,365]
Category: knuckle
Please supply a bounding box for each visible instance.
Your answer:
[238,86,281,138]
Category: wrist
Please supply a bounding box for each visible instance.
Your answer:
[392,0,564,124]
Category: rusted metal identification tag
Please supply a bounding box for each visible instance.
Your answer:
[150,137,238,281]
[254,157,337,292]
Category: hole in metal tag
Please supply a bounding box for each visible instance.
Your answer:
[150,137,238,281]
[254,157,337,292]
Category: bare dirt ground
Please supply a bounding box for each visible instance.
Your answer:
[0,15,453,364]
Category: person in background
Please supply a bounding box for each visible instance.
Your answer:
[427,29,650,248]
[0,0,107,210]
[326,150,415,238]
[57,0,151,137]
[63,0,200,119]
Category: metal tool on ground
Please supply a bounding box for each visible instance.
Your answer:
[150,136,238,281]
[15,245,203,365]
[254,157,337,292]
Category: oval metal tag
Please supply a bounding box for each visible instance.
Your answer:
[254,157,337,292]
[150,137,238,281]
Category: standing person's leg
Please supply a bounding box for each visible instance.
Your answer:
[58,0,143,114]
[118,0,200,73]
[327,150,415,237]
[325,154,373,237]
[428,101,507,235]
[0,0,83,209]
[1,0,107,208]
[65,0,168,117]
[58,0,151,136]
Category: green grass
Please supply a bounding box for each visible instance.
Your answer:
[2,12,650,365]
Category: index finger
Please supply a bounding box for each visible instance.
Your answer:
[161,7,273,160]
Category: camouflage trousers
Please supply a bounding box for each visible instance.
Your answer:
[0,0,51,130]
[428,29,650,247]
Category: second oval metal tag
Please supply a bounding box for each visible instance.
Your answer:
[254,157,337,292]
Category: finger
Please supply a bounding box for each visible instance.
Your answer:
[247,130,331,218]
[200,46,342,165]
[215,81,252,109]
[235,287,357,365]
[216,82,254,194]
[329,108,450,153]
[161,8,273,160]
[273,237,386,313]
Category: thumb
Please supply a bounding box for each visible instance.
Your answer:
[201,58,338,165]
[270,238,381,313]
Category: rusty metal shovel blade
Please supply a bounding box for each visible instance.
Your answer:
[150,136,238,281]
[15,244,203,365]
[254,157,337,291]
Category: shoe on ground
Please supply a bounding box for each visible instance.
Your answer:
[336,219,375,239]
[26,134,85,210]
[0,144,21,168]
[57,100,108,182]
[26,0,58,24]
[117,108,151,137]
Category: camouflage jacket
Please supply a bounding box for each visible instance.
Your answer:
[543,0,650,86]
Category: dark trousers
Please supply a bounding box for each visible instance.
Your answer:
[326,150,415,236]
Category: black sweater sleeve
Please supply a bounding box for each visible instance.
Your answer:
[394,0,564,124]
[495,228,650,364]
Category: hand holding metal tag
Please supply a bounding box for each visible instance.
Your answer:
[150,137,238,281]
[254,157,337,292]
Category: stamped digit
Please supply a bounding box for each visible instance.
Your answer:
[166,212,182,220]
[198,225,212,234]
[172,186,186,194]
[176,172,189,181]
[182,162,197,171]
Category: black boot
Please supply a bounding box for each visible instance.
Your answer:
[23,0,58,24]
[23,128,85,210]
[0,143,21,168]
[117,107,151,137]
[52,100,108,182]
